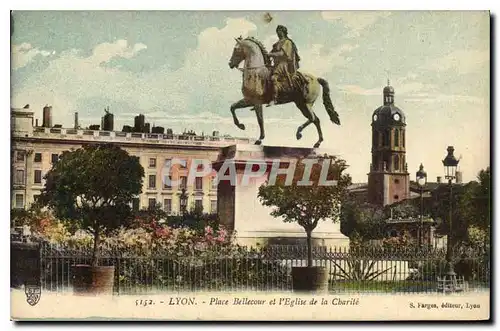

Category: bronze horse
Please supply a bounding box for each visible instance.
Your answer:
[228,37,340,148]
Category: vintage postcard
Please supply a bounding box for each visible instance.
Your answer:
[10,10,490,321]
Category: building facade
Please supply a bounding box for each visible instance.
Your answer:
[367,82,410,206]
[346,82,467,247]
[11,106,253,215]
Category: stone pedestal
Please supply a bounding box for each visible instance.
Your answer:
[212,144,349,247]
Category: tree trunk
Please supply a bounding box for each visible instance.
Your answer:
[306,230,313,267]
[91,226,100,267]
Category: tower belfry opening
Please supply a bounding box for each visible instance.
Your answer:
[383,80,395,105]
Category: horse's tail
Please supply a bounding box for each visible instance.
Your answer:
[317,77,340,125]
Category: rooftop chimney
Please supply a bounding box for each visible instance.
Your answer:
[102,108,114,131]
[74,112,79,129]
[42,105,52,128]
[456,171,463,184]
[436,176,442,184]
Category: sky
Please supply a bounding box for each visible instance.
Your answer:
[10,10,490,183]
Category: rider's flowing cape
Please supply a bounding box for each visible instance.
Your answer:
[289,38,301,70]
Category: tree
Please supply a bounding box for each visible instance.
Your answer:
[430,167,490,246]
[131,203,168,228]
[467,167,491,232]
[430,183,468,244]
[11,207,36,228]
[340,196,386,241]
[386,201,418,219]
[258,155,351,267]
[39,144,144,266]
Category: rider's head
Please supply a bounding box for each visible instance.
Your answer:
[276,25,288,38]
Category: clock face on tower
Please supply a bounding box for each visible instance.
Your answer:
[373,114,378,122]
[393,113,401,121]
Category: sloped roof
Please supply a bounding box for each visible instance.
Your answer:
[348,183,368,191]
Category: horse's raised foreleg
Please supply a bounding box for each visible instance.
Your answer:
[254,105,265,145]
[230,99,253,130]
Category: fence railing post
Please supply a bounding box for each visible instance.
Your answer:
[116,257,120,295]
[33,240,489,295]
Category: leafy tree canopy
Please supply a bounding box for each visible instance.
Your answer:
[38,144,144,266]
[258,154,351,267]
[39,144,144,234]
[340,196,385,240]
[466,167,490,232]
[258,155,351,234]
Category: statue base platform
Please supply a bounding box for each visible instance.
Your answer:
[213,144,349,248]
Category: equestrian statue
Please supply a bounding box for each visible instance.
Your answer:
[228,25,340,148]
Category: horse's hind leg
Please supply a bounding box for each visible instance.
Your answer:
[230,99,253,130]
[254,105,265,145]
[311,112,324,148]
[294,101,313,140]
[296,120,312,140]
[294,101,323,148]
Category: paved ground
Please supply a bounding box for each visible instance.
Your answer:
[11,288,490,321]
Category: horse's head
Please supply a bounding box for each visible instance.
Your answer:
[229,36,246,69]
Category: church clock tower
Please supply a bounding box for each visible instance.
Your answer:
[367,81,410,206]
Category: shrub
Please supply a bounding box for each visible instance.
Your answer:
[107,225,289,291]
[408,259,448,281]
[382,230,415,250]
[37,219,289,292]
[331,258,394,281]
[166,210,220,233]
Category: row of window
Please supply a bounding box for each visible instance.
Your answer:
[14,193,41,208]
[373,154,406,172]
[15,151,60,163]
[13,169,43,185]
[17,151,218,171]
[13,169,219,190]
[148,157,202,169]
[136,197,217,214]
[372,129,405,148]
[13,193,218,215]
[16,152,188,168]
[16,152,210,177]
[147,174,217,190]
[14,152,220,188]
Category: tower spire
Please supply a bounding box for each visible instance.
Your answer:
[385,69,391,87]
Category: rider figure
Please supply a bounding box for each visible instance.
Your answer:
[267,25,301,107]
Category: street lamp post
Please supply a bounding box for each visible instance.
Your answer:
[442,146,460,291]
[179,188,188,216]
[416,163,427,248]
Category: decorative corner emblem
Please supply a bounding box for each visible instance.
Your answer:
[24,283,41,306]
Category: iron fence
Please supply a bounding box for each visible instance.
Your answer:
[39,243,490,295]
